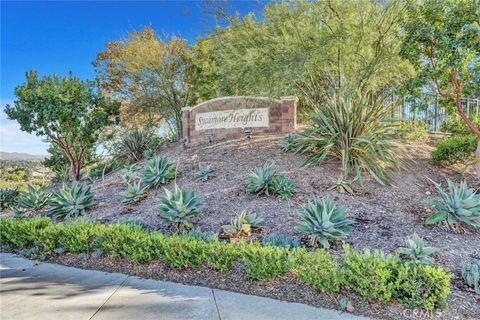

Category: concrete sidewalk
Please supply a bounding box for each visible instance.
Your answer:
[0,253,369,320]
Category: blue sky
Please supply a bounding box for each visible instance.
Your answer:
[1,0,264,155]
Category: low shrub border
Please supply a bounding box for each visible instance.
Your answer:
[0,217,451,311]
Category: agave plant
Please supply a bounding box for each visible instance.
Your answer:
[121,181,146,204]
[271,174,296,199]
[295,90,398,185]
[279,133,299,153]
[0,188,19,211]
[425,179,480,229]
[222,210,263,237]
[461,259,480,295]
[140,156,176,189]
[297,198,355,248]
[48,183,96,219]
[262,233,300,250]
[157,185,204,230]
[247,162,276,195]
[194,165,215,182]
[398,233,438,265]
[13,185,51,213]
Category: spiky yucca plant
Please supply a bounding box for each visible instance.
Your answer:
[425,179,480,229]
[157,185,204,230]
[399,233,438,265]
[295,91,398,185]
[297,198,355,248]
[140,156,176,190]
[14,185,51,213]
[279,133,299,152]
[222,210,263,237]
[194,165,215,182]
[271,174,296,199]
[121,181,146,204]
[48,183,96,219]
[0,188,19,211]
[461,260,480,295]
[247,162,276,195]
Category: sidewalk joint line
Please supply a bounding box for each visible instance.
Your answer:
[89,275,129,320]
[212,289,222,320]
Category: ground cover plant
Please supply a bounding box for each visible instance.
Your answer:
[0,217,452,311]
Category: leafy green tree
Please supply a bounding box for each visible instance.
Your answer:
[5,71,120,181]
[401,0,480,178]
[94,27,193,138]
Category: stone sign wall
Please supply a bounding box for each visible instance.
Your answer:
[182,96,297,145]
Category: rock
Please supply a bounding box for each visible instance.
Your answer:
[346,301,355,312]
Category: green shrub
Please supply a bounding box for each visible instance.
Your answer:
[193,166,215,182]
[262,234,300,250]
[461,259,480,295]
[279,133,299,152]
[293,248,342,292]
[57,219,105,253]
[241,243,292,280]
[140,156,176,189]
[0,217,52,247]
[247,162,295,199]
[393,263,451,310]
[394,120,429,142]
[161,235,208,268]
[398,233,438,265]
[425,179,480,229]
[440,114,480,136]
[121,181,146,204]
[431,135,476,165]
[157,185,204,230]
[204,241,240,273]
[295,91,398,185]
[48,183,96,220]
[297,198,355,248]
[13,185,51,214]
[0,188,19,211]
[342,245,399,303]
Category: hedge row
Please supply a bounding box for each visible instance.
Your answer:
[0,217,451,311]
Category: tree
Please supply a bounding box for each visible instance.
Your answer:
[402,0,480,179]
[5,71,120,181]
[94,27,193,138]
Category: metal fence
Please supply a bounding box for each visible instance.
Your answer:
[383,93,480,132]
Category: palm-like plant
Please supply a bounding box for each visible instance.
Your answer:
[48,183,96,219]
[157,185,204,230]
[140,156,176,189]
[14,185,51,213]
[398,233,438,265]
[295,90,398,185]
[297,198,355,248]
[425,179,480,229]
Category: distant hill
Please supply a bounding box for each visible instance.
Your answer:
[0,152,47,161]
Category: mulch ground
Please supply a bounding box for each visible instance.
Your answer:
[7,134,480,319]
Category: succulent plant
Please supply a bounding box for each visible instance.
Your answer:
[461,259,480,295]
[181,228,218,242]
[0,188,19,211]
[222,210,263,237]
[279,133,299,152]
[247,162,276,195]
[122,164,139,185]
[121,181,146,204]
[13,185,51,213]
[398,233,438,265]
[113,217,150,230]
[271,174,296,199]
[262,233,300,250]
[157,185,204,230]
[140,156,176,189]
[47,183,96,219]
[425,179,480,229]
[193,165,215,182]
[297,198,355,248]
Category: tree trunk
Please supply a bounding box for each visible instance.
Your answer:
[70,160,81,181]
[476,140,480,182]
